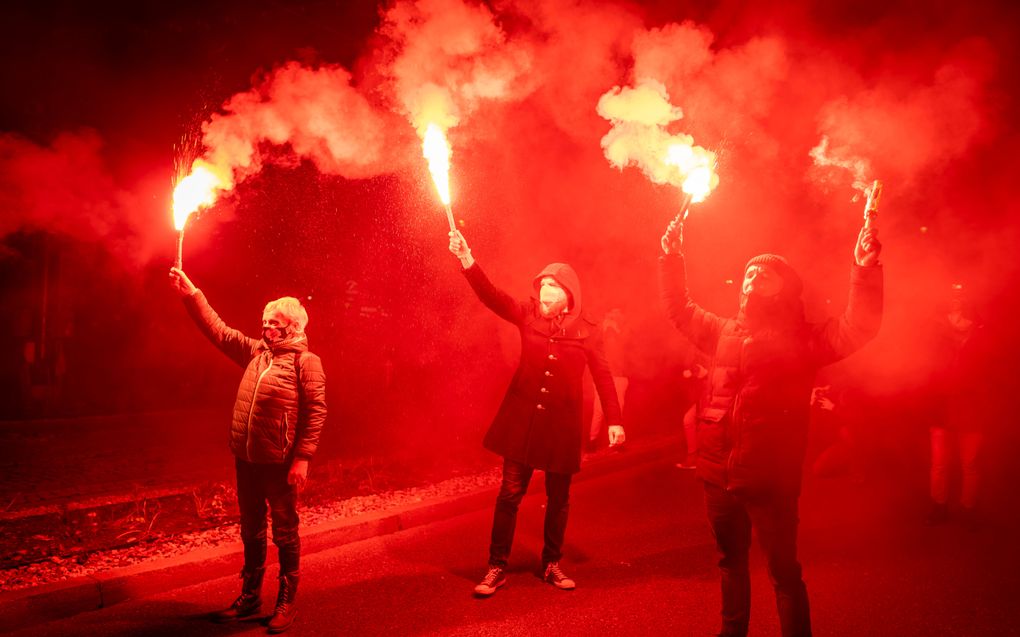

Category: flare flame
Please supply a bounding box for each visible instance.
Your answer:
[422,123,452,206]
[172,161,230,231]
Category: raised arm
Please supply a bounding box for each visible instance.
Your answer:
[170,268,258,367]
[450,230,530,324]
[658,220,725,355]
[812,227,884,364]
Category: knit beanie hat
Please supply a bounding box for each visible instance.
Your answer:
[744,254,803,297]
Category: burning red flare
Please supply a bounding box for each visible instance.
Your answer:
[421,123,456,231]
[422,124,452,206]
[171,160,231,268]
[172,162,229,231]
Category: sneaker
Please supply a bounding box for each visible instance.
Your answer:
[543,561,576,590]
[473,566,507,596]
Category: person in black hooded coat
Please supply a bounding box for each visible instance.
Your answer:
[658,219,882,637]
[448,229,625,597]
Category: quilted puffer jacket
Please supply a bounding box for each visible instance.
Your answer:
[184,290,327,464]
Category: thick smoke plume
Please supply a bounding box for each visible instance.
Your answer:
[188,62,410,209]
[597,80,718,199]
[376,0,533,134]
[0,131,152,261]
[2,0,1016,430]
[2,1,1006,250]
[810,41,995,194]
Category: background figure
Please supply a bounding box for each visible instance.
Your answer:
[677,362,708,469]
[809,382,865,481]
[926,285,990,526]
[589,307,630,451]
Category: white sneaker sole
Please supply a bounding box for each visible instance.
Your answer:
[473,579,507,596]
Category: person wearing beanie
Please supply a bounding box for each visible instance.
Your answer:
[658,221,883,637]
[448,229,625,597]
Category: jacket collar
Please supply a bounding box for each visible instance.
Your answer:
[256,333,309,355]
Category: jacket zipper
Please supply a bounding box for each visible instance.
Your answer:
[246,354,274,462]
[282,412,291,454]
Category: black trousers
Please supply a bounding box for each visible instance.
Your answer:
[488,457,572,568]
[704,481,812,637]
[235,458,300,577]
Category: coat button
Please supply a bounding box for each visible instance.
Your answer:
[537,404,546,410]
[544,371,553,377]
[540,387,549,393]
[548,354,557,361]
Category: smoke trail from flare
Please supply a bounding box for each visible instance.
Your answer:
[809,136,873,194]
[597,80,718,202]
[189,62,404,209]
[172,160,231,231]
[378,0,532,136]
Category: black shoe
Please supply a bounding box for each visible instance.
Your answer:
[211,567,265,622]
[268,573,298,634]
[542,561,576,590]
[473,565,507,596]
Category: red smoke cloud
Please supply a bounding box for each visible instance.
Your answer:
[0,131,155,262]
[201,62,410,183]
[4,1,1007,252]
[2,0,1015,403]
[0,0,1015,450]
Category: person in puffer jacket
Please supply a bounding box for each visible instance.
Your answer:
[658,220,882,637]
[448,230,625,598]
[170,267,326,635]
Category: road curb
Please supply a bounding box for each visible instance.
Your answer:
[0,435,679,633]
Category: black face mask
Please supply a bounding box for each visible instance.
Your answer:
[262,326,288,343]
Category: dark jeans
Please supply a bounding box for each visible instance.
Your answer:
[236,458,300,577]
[704,481,811,637]
[489,458,572,568]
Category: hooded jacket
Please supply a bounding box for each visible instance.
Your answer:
[184,290,327,464]
[464,262,622,474]
[659,253,882,494]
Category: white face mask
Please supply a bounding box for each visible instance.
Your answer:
[539,278,568,316]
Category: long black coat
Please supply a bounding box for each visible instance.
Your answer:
[659,254,882,494]
[464,262,622,474]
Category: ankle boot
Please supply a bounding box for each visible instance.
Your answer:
[211,566,265,622]
[268,573,299,633]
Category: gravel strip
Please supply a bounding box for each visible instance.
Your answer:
[0,467,501,593]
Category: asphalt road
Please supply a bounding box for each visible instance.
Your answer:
[8,458,1019,636]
